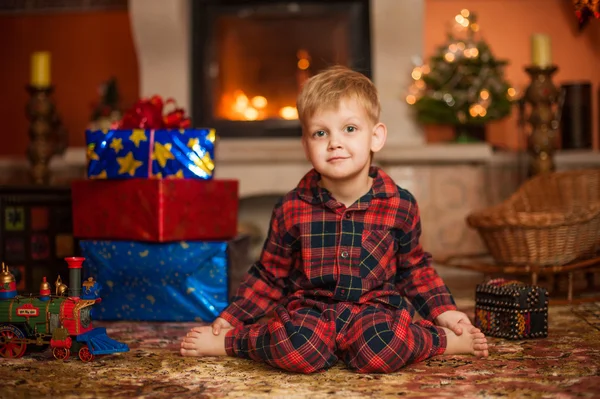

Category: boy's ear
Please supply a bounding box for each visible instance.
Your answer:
[370,122,387,153]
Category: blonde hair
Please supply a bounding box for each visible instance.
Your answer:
[296,66,380,129]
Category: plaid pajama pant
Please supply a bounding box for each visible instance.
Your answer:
[224,297,447,374]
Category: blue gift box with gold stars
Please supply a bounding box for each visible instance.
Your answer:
[86,128,216,179]
[80,240,228,321]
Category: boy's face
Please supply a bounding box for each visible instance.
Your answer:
[301,97,386,183]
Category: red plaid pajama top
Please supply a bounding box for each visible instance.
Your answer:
[220,167,458,373]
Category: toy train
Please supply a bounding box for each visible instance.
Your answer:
[0,257,129,362]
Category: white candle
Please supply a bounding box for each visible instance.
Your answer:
[31,51,51,87]
[531,34,552,68]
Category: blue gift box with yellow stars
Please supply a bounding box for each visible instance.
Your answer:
[86,128,216,179]
[80,240,229,321]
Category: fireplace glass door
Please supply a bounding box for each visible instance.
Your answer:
[192,1,371,137]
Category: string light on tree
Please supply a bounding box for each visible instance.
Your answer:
[406,9,517,142]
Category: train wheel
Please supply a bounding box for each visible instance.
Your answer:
[0,325,27,358]
[52,347,70,361]
[78,345,95,362]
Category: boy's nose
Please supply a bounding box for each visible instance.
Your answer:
[328,135,343,150]
[328,142,343,150]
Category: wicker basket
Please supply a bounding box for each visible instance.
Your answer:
[467,169,600,266]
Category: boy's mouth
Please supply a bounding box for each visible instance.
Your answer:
[327,156,349,162]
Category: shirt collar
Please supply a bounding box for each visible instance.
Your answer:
[296,166,397,205]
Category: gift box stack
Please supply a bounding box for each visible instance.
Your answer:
[71,96,240,322]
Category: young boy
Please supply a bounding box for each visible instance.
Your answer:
[181,66,489,373]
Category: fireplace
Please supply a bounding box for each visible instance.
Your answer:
[191,0,372,138]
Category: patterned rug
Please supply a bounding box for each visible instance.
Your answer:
[1,300,599,399]
[572,302,600,332]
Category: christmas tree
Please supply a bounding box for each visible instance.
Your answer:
[406,9,516,141]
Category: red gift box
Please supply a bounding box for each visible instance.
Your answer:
[71,179,238,242]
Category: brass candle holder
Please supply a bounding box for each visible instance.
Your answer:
[25,85,67,185]
[523,65,561,176]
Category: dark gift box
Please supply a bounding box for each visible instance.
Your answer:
[474,279,549,339]
[72,178,238,242]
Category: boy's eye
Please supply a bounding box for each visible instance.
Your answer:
[345,126,356,133]
[313,130,327,138]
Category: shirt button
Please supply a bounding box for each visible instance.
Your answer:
[341,251,349,258]
[345,212,351,219]
[341,289,346,294]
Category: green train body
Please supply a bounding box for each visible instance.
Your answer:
[0,296,66,336]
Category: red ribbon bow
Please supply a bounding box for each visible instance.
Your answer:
[115,95,191,129]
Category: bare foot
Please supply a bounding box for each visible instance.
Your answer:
[441,326,489,357]
[180,326,232,357]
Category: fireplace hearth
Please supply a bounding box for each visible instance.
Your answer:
[191,0,371,138]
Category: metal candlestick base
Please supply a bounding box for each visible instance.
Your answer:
[25,85,67,185]
[523,66,560,176]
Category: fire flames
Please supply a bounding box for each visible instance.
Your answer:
[217,49,311,121]
[221,90,299,121]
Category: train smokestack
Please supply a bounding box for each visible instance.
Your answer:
[64,257,85,298]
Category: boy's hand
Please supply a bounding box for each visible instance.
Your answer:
[211,317,233,335]
[434,310,473,335]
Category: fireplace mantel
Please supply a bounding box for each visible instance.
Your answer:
[213,139,493,164]
[40,141,492,197]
